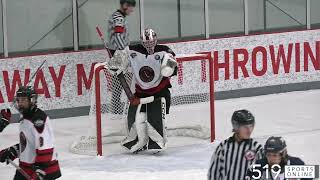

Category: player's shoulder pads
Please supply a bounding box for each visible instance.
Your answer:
[32,108,48,133]
[155,45,176,56]
[129,44,146,55]
[288,156,305,165]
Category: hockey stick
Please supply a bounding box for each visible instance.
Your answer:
[7,159,32,180]
[26,60,47,86]
[8,60,47,111]
[96,26,155,104]
[95,26,134,99]
[95,26,112,58]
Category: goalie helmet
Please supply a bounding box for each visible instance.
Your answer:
[231,109,255,130]
[120,0,136,6]
[141,28,157,55]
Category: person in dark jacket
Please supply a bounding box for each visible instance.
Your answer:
[246,136,311,180]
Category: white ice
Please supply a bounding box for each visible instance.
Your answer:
[1,89,320,180]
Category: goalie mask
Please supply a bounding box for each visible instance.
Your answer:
[141,28,157,55]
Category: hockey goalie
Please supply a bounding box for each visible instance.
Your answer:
[106,28,177,153]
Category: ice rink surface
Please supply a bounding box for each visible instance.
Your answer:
[1,90,320,180]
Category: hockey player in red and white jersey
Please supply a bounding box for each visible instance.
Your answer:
[0,86,61,180]
[115,28,177,153]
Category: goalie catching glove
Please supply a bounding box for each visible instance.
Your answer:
[161,53,177,77]
[105,48,130,75]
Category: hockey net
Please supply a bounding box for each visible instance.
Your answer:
[70,53,215,156]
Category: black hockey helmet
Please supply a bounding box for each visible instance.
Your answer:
[15,86,38,105]
[15,86,38,114]
[231,109,255,129]
[264,136,287,153]
[120,0,136,6]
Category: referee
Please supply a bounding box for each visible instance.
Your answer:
[107,0,135,55]
[107,0,136,114]
[208,109,264,180]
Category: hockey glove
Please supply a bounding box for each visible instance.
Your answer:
[106,49,129,76]
[0,144,19,163]
[161,53,177,77]
[31,166,46,180]
[129,96,140,106]
[0,109,11,132]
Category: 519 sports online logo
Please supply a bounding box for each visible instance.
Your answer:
[249,164,319,179]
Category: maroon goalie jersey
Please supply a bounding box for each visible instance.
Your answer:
[18,108,61,179]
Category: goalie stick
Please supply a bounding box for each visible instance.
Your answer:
[95,26,156,105]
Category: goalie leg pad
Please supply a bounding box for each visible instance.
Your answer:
[121,105,139,150]
[121,98,167,152]
[121,105,149,152]
[146,97,167,150]
[129,112,148,153]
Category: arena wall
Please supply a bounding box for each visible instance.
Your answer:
[1,29,319,119]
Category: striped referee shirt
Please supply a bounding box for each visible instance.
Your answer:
[107,10,130,51]
[208,135,264,180]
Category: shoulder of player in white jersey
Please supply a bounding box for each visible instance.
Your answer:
[31,108,48,133]
[154,45,175,55]
[129,44,145,54]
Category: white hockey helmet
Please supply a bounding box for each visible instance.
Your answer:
[141,28,157,55]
